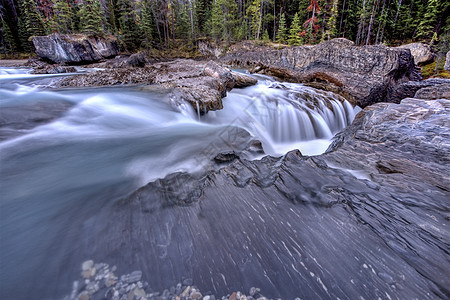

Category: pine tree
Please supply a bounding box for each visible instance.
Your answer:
[1,18,18,54]
[49,0,73,34]
[177,4,191,40]
[262,29,270,42]
[141,0,154,48]
[78,0,105,35]
[416,0,439,41]
[19,0,46,52]
[276,13,288,43]
[288,12,302,45]
[116,0,140,50]
[209,0,238,42]
[324,0,339,40]
[247,0,262,39]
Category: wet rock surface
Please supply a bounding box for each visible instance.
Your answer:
[72,98,449,299]
[57,60,257,113]
[222,38,421,107]
[0,100,74,141]
[32,33,119,64]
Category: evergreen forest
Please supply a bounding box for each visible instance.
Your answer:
[0,0,449,55]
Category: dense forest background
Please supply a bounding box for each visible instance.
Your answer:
[0,0,449,55]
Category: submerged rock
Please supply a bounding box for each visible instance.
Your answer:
[397,43,435,65]
[222,38,421,107]
[77,98,449,299]
[32,33,119,64]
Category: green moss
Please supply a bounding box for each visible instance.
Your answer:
[421,57,449,79]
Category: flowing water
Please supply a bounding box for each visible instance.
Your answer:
[0,67,357,299]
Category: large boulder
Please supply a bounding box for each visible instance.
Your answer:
[397,43,435,65]
[222,38,421,107]
[32,33,119,64]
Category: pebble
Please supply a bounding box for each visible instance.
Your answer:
[81,260,94,271]
[66,259,272,300]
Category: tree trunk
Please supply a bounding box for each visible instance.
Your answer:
[339,0,347,36]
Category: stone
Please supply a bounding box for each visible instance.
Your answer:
[229,292,237,300]
[388,78,450,103]
[214,151,239,163]
[191,291,203,299]
[222,38,421,107]
[134,288,147,298]
[397,43,435,65]
[78,291,90,300]
[230,71,258,88]
[415,83,450,100]
[32,33,119,64]
[445,51,450,71]
[82,260,94,271]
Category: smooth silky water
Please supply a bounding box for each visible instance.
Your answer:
[0,67,358,299]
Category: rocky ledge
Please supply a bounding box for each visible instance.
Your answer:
[77,97,449,299]
[222,38,421,107]
[56,60,256,113]
[32,33,119,64]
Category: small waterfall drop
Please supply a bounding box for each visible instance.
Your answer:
[203,80,357,156]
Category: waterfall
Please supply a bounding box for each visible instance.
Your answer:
[203,80,357,156]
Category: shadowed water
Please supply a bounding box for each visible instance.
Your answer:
[0,68,359,299]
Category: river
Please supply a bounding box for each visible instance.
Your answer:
[0,67,358,299]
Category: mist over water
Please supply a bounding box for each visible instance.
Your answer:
[0,68,357,299]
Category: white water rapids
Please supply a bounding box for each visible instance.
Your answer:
[0,67,358,299]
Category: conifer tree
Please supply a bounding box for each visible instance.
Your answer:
[262,29,270,42]
[1,18,17,54]
[247,0,262,39]
[50,0,73,34]
[288,12,302,45]
[141,0,154,48]
[416,0,439,41]
[19,0,45,51]
[78,0,105,35]
[276,13,288,43]
[117,0,140,50]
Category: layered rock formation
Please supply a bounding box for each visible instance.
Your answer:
[397,43,435,65]
[388,78,450,103]
[77,97,449,299]
[32,33,119,64]
[222,38,421,107]
[57,60,256,113]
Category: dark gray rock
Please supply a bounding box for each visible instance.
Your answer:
[389,78,450,103]
[0,100,74,141]
[80,98,449,299]
[415,83,450,99]
[32,33,119,64]
[222,38,421,107]
[397,43,435,65]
